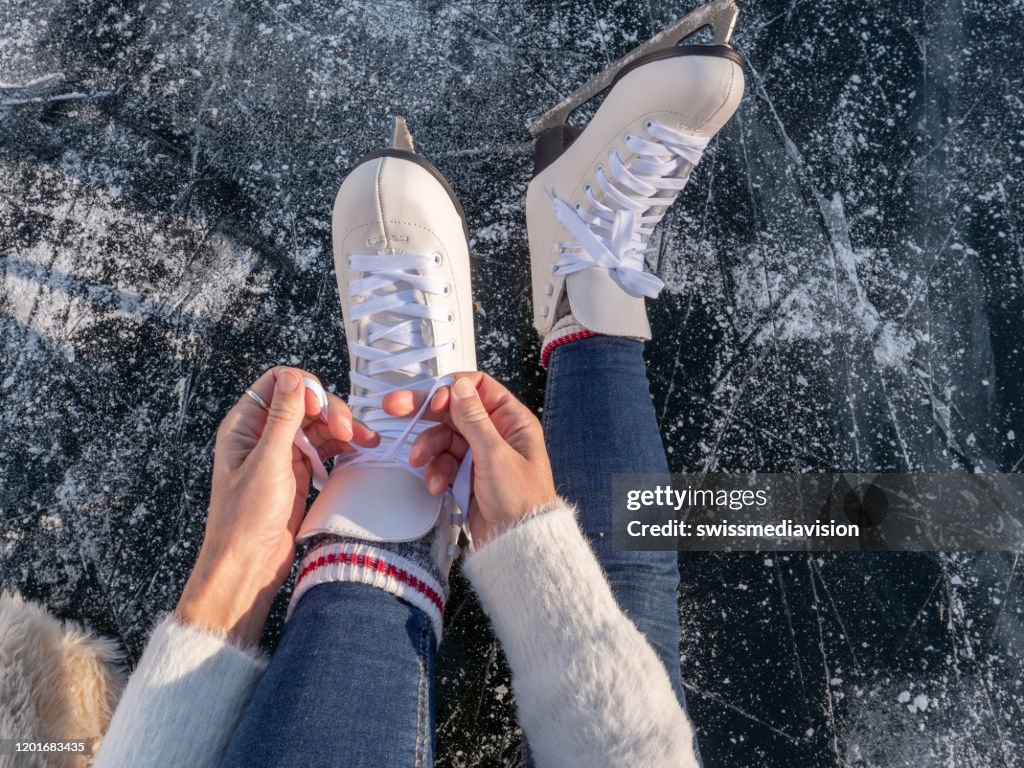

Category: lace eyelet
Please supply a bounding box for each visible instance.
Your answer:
[347,256,354,268]
[447,311,454,323]
[443,284,452,296]
[645,120,653,130]
[545,284,554,296]
[542,306,550,318]
[432,252,442,265]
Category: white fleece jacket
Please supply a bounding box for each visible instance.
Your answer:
[94,503,696,767]
[92,619,267,768]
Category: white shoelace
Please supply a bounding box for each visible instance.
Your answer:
[548,122,710,298]
[327,252,473,525]
[345,251,452,449]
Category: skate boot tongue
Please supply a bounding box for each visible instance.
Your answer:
[298,366,474,545]
[300,464,446,542]
[297,369,469,543]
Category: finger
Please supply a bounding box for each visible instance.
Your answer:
[252,366,325,409]
[424,452,460,495]
[302,420,350,451]
[228,366,325,427]
[351,418,380,447]
[409,423,468,467]
[391,372,517,417]
[380,371,509,421]
[304,380,328,421]
[218,368,277,440]
[452,372,543,454]
[303,408,379,451]
[259,368,307,453]
[324,393,354,442]
[316,439,353,459]
[449,376,505,454]
[382,388,450,423]
[450,371,519,415]
[303,422,376,455]
[429,386,451,415]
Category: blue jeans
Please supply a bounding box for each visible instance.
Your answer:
[541,337,687,706]
[221,336,691,766]
[221,581,437,767]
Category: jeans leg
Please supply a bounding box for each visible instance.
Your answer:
[542,336,685,703]
[220,582,435,768]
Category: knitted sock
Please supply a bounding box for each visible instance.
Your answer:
[288,533,447,642]
[541,312,598,369]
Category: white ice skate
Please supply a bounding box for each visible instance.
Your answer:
[528,0,745,340]
[296,118,476,584]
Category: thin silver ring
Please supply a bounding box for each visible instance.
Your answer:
[245,388,270,410]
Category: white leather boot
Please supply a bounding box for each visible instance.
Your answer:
[292,120,476,639]
[527,2,745,343]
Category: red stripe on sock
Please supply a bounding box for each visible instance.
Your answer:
[541,329,598,368]
[296,551,445,616]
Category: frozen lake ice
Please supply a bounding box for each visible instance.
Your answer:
[1,1,1022,765]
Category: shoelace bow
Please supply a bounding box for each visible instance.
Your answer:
[326,252,473,531]
[548,122,710,298]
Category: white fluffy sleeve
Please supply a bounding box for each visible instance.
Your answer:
[93,615,267,768]
[461,502,698,768]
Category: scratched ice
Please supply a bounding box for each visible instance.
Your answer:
[1,1,1021,766]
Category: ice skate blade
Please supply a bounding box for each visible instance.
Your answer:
[391,116,415,152]
[529,0,740,137]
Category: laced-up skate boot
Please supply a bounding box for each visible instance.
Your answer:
[291,119,476,641]
[527,0,745,364]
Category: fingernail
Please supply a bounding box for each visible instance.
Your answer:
[303,376,328,414]
[278,370,299,393]
[453,378,474,399]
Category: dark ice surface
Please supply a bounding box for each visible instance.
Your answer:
[2,0,1022,765]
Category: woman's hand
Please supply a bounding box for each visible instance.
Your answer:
[383,373,557,545]
[176,366,377,647]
